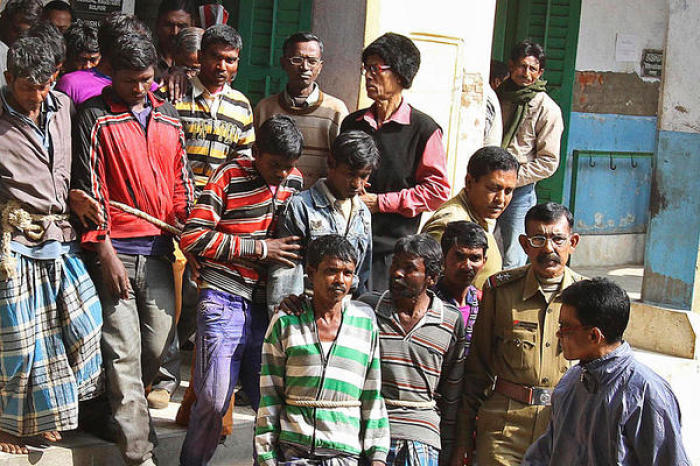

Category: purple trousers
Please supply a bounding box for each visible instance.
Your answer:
[180,288,268,465]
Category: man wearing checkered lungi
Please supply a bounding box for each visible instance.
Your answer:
[0,37,103,454]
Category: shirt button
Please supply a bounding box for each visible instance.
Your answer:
[546,308,552,313]
[545,342,551,348]
[542,377,549,384]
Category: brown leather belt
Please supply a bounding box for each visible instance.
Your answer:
[494,378,552,406]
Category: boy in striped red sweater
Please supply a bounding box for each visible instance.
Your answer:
[179,115,304,465]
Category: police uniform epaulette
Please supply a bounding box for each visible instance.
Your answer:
[487,266,529,288]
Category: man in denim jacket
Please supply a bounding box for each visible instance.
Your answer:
[267,130,378,312]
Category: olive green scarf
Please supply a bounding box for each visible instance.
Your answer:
[498,78,548,149]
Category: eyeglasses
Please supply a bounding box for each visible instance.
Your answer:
[525,235,570,248]
[556,323,592,336]
[361,64,392,76]
[287,56,322,67]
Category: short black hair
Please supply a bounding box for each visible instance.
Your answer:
[201,24,242,54]
[110,33,157,73]
[98,13,151,59]
[440,221,489,257]
[27,21,65,67]
[43,0,72,15]
[490,59,509,82]
[6,36,55,84]
[331,130,380,171]
[282,31,323,56]
[362,32,420,89]
[157,0,196,19]
[65,20,99,58]
[394,234,443,280]
[307,234,358,270]
[560,277,630,343]
[525,202,574,231]
[467,146,519,181]
[256,115,303,160]
[1,0,43,24]
[510,40,546,70]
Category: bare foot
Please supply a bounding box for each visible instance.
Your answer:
[0,431,28,454]
[40,431,62,442]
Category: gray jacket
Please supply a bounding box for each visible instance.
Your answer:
[0,89,76,246]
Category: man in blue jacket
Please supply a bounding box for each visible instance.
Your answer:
[523,278,690,465]
[267,130,378,312]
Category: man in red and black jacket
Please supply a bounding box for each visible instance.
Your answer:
[71,33,194,466]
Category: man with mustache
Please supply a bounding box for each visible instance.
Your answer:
[432,221,489,356]
[423,146,518,289]
[256,234,389,465]
[167,24,255,192]
[359,234,467,466]
[452,202,583,465]
[255,32,349,189]
[278,234,467,465]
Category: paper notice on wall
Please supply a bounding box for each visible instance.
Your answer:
[615,33,638,62]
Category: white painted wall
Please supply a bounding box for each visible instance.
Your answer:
[658,0,700,134]
[312,0,367,112]
[575,0,667,74]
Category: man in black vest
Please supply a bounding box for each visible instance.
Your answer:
[341,33,450,291]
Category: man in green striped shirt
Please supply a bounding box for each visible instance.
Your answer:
[256,235,390,465]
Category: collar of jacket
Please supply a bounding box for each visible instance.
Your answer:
[310,178,360,212]
[522,265,578,302]
[579,341,632,393]
[102,87,165,114]
[375,288,445,326]
[457,188,492,231]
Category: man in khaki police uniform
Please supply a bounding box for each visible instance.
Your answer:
[453,202,584,465]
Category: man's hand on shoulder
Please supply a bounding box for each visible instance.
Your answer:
[360,192,380,213]
[161,67,189,102]
[277,294,305,316]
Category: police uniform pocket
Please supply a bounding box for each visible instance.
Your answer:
[501,328,536,369]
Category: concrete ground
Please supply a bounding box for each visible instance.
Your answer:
[2,265,697,465]
[576,265,643,300]
[0,352,255,466]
